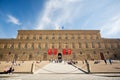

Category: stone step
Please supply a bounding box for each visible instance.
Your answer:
[36,62,84,74]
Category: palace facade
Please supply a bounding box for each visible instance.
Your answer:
[0,30,120,61]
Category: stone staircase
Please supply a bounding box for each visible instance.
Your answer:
[35,62,84,74]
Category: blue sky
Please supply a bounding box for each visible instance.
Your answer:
[0,0,120,38]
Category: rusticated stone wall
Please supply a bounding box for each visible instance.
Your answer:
[0,30,120,61]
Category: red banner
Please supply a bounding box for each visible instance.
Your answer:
[54,49,57,55]
[68,49,71,55]
[48,49,52,55]
[62,49,66,55]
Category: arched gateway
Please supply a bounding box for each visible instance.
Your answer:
[58,53,62,62]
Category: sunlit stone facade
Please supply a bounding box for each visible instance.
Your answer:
[0,30,120,61]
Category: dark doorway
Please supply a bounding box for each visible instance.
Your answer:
[58,53,62,62]
[114,54,117,59]
[100,52,105,60]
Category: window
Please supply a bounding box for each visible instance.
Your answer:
[58,36,61,39]
[118,43,120,48]
[37,52,40,55]
[4,44,7,48]
[38,44,41,49]
[78,34,80,39]
[52,34,54,39]
[114,54,117,58]
[46,36,48,40]
[23,52,25,55]
[33,36,36,40]
[26,36,29,39]
[93,51,96,54]
[66,43,68,48]
[32,43,34,49]
[73,53,76,59]
[52,43,54,48]
[8,52,11,55]
[78,36,80,39]
[104,43,107,48]
[24,44,27,49]
[39,36,42,39]
[96,36,99,39]
[79,43,81,48]
[72,43,75,48]
[45,43,47,48]
[0,54,3,59]
[98,42,101,48]
[90,35,92,39]
[10,44,14,49]
[84,36,86,39]
[29,54,32,60]
[18,43,20,48]
[80,51,82,54]
[86,43,88,48]
[58,35,61,39]
[65,36,68,39]
[92,42,95,48]
[59,43,61,48]
[52,37,55,39]
[72,35,74,39]
[65,34,68,39]
[14,54,18,60]
[20,36,23,39]
[107,51,109,54]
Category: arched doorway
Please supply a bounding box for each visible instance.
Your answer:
[58,53,62,62]
[100,52,105,60]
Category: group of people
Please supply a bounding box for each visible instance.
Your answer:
[104,58,112,64]
[4,66,14,74]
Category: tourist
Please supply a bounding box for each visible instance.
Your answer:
[8,66,14,74]
[104,59,107,64]
[109,58,112,64]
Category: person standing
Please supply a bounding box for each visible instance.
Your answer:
[109,58,112,64]
[104,59,107,64]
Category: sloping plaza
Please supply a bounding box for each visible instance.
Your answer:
[0,62,120,80]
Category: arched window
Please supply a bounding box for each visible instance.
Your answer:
[32,43,34,49]
[92,42,95,48]
[11,43,14,49]
[29,54,32,60]
[80,51,82,54]
[79,43,81,48]
[38,44,41,49]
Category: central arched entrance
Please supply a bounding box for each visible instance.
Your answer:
[58,53,62,62]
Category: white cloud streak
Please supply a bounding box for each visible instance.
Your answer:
[35,0,120,38]
[101,16,120,38]
[7,15,21,25]
[36,0,83,30]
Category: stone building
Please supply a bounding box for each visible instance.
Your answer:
[0,30,120,61]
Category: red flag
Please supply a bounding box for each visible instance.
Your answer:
[62,49,66,55]
[48,49,52,55]
[54,49,57,55]
[68,49,71,55]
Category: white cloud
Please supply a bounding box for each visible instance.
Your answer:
[35,0,120,38]
[7,14,21,25]
[101,15,120,38]
[35,0,83,30]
